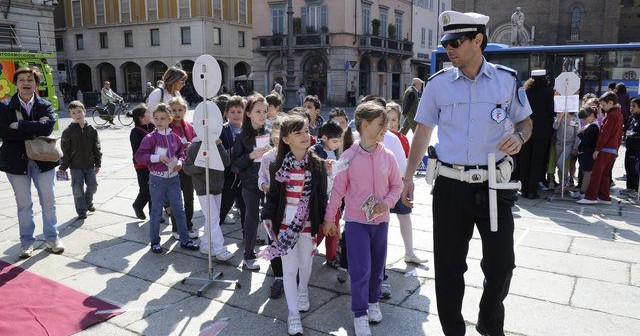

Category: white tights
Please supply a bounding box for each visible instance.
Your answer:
[397,214,414,255]
[281,232,314,315]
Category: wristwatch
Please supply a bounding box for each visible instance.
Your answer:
[515,131,526,143]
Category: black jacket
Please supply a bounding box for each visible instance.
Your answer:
[130,124,155,167]
[0,94,58,174]
[626,114,640,151]
[60,121,102,170]
[526,86,555,141]
[230,127,269,190]
[578,123,599,156]
[261,153,327,237]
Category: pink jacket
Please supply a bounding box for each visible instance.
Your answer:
[324,140,403,225]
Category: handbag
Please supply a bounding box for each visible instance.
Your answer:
[25,136,62,162]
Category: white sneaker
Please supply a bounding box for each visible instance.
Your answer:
[223,214,235,224]
[243,259,260,271]
[597,198,612,205]
[45,239,65,254]
[298,292,310,312]
[404,253,428,264]
[353,316,372,336]
[368,302,382,324]
[337,267,349,283]
[171,232,180,239]
[287,315,303,335]
[569,191,583,199]
[19,245,34,258]
[577,198,598,205]
[188,229,199,239]
[214,249,234,261]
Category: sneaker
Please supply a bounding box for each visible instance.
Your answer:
[188,229,199,239]
[380,280,392,300]
[171,231,180,239]
[569,190,584,199]
[615,174,627,181]
[620,189,635,195]
[133,205,146,220]
[87,205,96,212]
[298,292,310,312]
[577,198,598,205]
[180,240,199,250]
[19,245,34,258]
[45,239,65,254]
[353,316,372,336]
[368,302,383,324]
[77,213,87,219]
[287,315,303,336]
[150,243,162,253]
[214,249,234,261]
[404,253,428,264]
[223,214,235,225]
[326,256,340,268]
[597,198,612,205]
[243,259,260,271]
[270,279,284,299]
[337,267,349,283]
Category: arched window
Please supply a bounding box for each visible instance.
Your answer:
[570,7,581,41]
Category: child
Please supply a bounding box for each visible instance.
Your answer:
[323,102,403,336]
[578,91,624,204]
[303,95,324,137]
[168,96,198,239]
[219,96,246,227]
[385,102,427,264]
[259,114,327,336]
[572,106,599,199]
[59,100,102,219]
[230,93,271,270]
[182,136,234,261]
[265,93,282,129]
[134,103,199,253]
[130,104,155,220]
[310,121,343,267]
[258,116,286,299]
[553,111,580,190]
[622,98,640,195]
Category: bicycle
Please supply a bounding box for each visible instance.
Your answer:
[92,100,134,126]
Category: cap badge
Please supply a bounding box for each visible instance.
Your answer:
[442,13,450,25]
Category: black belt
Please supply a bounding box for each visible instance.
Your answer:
[440,162,489,171]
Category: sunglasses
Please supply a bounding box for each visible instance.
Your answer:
[442,35,470,49]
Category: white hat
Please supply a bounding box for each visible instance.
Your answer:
[531,69,546,77]
[439,11,490,42]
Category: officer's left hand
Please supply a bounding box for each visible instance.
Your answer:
[497,134,523,155]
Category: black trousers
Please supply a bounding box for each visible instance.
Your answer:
[171,170,194,232]
[625,149,640,191]
[219,172,246,228]
[432,176,515,336]
[133,168,151,212]
[518,139,551,196]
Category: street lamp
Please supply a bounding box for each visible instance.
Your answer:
[282,0,298,111]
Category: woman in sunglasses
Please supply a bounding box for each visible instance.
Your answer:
[146,66,188,112]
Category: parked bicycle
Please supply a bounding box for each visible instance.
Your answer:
[92,100,134,126]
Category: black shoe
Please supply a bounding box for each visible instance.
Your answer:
[269,279,284,299]
[180,240,199,251]
[133,205,146,220]
[78,213,87,219]
[87,205,96,212]
[159,217,165,223]
[150,243,162,253]
[108,119,115,125]
[475,322,504,336]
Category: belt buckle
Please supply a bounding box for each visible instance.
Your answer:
[467,168,485,183]
[452,164,465,170]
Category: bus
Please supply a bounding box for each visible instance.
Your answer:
[430,42,640,96]
[0,51,59,110]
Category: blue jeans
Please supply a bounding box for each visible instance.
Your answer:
[148,174,189,245]
[70,168,98,214]
[6,160,58,246]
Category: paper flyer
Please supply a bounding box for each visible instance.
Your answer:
[361,194,383,222]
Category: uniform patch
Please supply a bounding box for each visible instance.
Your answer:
[491,107,507,123]
[517,87,527,107]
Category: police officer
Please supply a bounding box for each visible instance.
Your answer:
[401,11,533,336]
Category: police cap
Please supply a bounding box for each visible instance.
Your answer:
[439,11,490,42]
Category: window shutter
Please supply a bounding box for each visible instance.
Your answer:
[321,5,327,29]
[301,6,307,34]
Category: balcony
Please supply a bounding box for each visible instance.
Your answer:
[358,35,413,59]
[256,33,330,53]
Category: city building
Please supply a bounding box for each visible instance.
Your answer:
[54,0,253,103]
[411,0,451,80]
[252,0,413,105]
[0,0,57,54]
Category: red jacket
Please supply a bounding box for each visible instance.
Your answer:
[596,106,623,152]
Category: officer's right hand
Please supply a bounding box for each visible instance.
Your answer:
[401,178,414,208]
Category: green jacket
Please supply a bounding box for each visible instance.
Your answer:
[60,121,102,170]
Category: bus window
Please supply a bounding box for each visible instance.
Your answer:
[583,51,603,95]
[602,50,640,95]
[485,53,529,81]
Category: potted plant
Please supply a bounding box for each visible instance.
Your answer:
[293,18,302,34]
[388,24,396,39]
[372,19,380,36]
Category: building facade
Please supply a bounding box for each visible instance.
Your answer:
[410,0,451,80]
[451,0,622,46]
[252,0,413,105]
[0,0,57,54]
[55,0,253,102]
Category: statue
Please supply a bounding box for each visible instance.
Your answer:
[510,7,528,46]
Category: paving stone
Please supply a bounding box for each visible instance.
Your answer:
[632,264,640,287]
[74,322,138,336]
[571,237,640,263]
[57,227,126,257]
[515,228,573,252]
[1,252,93,281]
[571,278,640,320]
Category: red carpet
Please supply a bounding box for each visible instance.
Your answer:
[0,260,122,336]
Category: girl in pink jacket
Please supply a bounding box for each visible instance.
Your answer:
[323,102,403,336]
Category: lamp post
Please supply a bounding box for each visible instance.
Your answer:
[283,0,298,111]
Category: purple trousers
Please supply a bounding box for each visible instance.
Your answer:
[345,221,388,317]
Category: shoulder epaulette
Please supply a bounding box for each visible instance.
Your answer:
[427,67,449,82]
[495,64,518,80]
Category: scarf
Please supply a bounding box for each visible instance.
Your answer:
[258,151,313,260]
